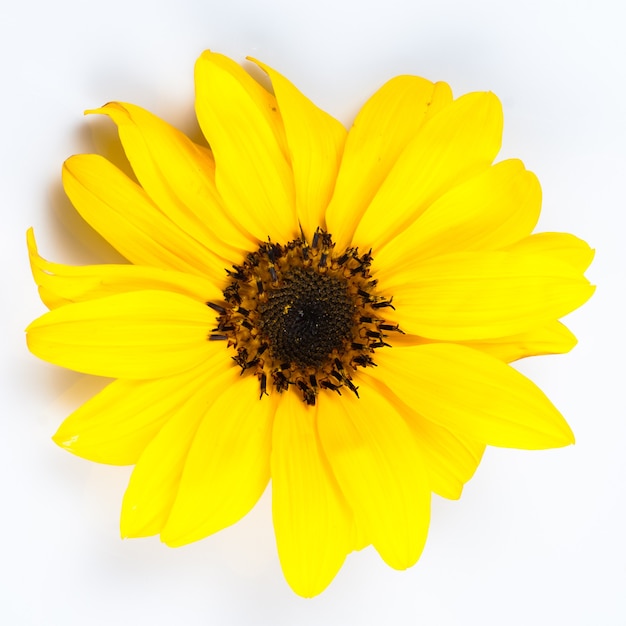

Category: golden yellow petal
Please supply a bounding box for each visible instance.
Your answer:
[88,102,256,260]
[62,155,227,283]
[194,51,297,243]
[375,159,541,272]
[461,321,578,362]
[506,232,595,272]
[27,228,221,309]
[326,76,452,251]
[352,91,503,252]
[252,59,347,241]
[386,248,595,340]
[271,391,353,597]
[375,343,575,449]
[317,386,430,570]
[361,373,485,500]
[53,359,224,466]
[160,373,278,547]
[26,290,218,379]
[120,361,233,538]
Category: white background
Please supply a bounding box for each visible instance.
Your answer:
[2,0,624,624]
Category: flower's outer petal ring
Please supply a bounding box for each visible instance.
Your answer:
[376,159,541,270]
[88,102,256,261]
[120,362,233,538]
[352,91,504,252]
[386,247,595,341]
[251,59,347,242]
[26,290,218,379]
[375,343,575,449]
[27,229,221,310]
[317,386,431,570]
[161,373,277,546]
[360,373,485,500]
[194,52,297,243]
[326,75,452,252]
[53,358,227,466]
[271,391,353,598]
[62,155,228,284]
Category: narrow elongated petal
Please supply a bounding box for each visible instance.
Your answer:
[53,359,224,465]
[120,363,233,538]
[375,343,575,448]
[194,52,297,243]
[88,102,255,259]
[252,59,347,240]
[376,159,541,271]
[271,391,353,597]
[386,248,595,340]
[27,229,221,309]
[326,76,452,251]
[461,321,578,362]
[352,91,503,251]
[390,320,578,362]
[161,374,278,546]
[506,232,595,272]
[26,290,217,379]
[63,155,227,283]
[317,387,430,570]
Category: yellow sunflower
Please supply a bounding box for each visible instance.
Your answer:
[26,51,594,597]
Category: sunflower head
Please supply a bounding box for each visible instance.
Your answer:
[26,50,594,597]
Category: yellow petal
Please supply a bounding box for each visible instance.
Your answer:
[506,232,595,272]
[26,290,219,379]
[317,385,430,570]
[27,228,221,310]
[252,59,347,241]
[375,159,541,272]
[389,320,578,362]
[88,102,256,260]
[362,374,485,500]
[271,390,353,597]
[120,361,232,538]
[161,373,278,546]
[63,155,228,283]
[53,359,223,466]
[194,51,297,243]
[375,343,575,449]
[461,321,578,362]
[352,91,503,252]
[386,248,595,340]
[326,76,452,251]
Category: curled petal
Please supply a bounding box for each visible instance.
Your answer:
[27,228,220,309]
[88,102,256,260]
[62,155,227,283]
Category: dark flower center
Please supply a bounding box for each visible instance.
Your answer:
[207,229,402,405]
[258,268,355,368]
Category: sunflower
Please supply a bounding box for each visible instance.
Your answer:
[26,51,594,597]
